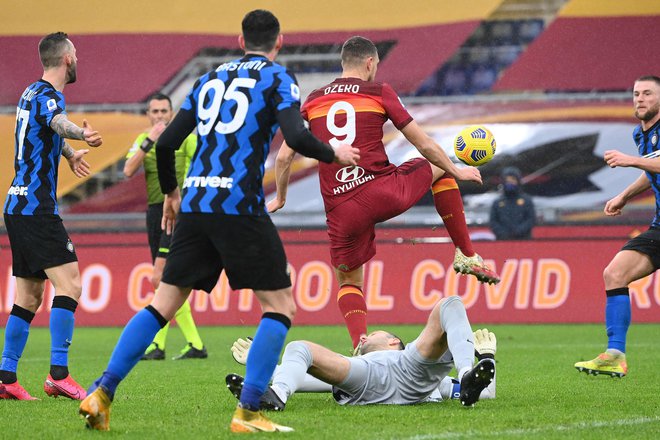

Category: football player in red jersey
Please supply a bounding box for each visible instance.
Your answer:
[268,36,500,350]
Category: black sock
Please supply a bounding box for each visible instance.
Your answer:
[0,370,17,385]
[50,365,69,381]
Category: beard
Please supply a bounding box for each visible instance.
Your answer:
[66,62,77,84]
[635,102,659,122]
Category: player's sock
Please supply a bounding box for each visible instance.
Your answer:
[439,296,474,374]
[173,300,204,350]
[241,313,291,411]
[0,305,34,384]
[149,323,169,351]
[337,285,367,348]
[49,296,78,379]
[97,305,167,399]
[271,341,315,402]
[438,376,461,400]
[432,176,475,256]
[605,288,631,353]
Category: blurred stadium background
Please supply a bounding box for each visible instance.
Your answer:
[1,0,660,326]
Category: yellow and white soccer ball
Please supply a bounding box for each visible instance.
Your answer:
[453,125,496,167]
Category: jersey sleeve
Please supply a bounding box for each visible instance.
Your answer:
[126,133,148,159]
[381,83,413,130]
[300,97,310,122]
[272,68,302,113]
[35,89,66,127]
[180,78,200,113]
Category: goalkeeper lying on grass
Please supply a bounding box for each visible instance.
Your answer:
[227,296,496,410]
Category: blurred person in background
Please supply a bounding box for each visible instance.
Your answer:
[124,93,207,361]
[489,166,535,240]
[575,75,660,378]
[1,32,102,401]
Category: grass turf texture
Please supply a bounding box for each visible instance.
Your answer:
[1,324,659,439]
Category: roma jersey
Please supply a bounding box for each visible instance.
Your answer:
[178,54,301,215]
[301,77,413,212]
[633,119,660,228]
[4,80,66,215]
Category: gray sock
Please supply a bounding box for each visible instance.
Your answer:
[271,341,314,401]
[439,296,474,375]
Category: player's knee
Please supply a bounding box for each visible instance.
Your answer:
[285,301,297,321]
[66,279,83,300]
[603,263,626,287]
[439,295,464,310]
[283,340,313,365]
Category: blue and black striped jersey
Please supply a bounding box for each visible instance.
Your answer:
[179,54,301,215]
[4,80,66,216]
[634,119,660,228]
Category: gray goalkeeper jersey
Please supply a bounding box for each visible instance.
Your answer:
[333,339,454,405]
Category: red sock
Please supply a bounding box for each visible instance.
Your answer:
[432,176,475,256]
[337,285,367,349]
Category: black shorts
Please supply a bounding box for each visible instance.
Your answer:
[4,214,78,279]
[621,227,660,269]
[161,213,292,293]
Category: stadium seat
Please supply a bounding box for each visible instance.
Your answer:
[488,20,517,46]
[518,19,544,44]
[469,63,497,94]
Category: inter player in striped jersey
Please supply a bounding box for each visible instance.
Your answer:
[1,32,102,401]
[79,10,359,432]
[575,75,660,378]
[269,36,500,350]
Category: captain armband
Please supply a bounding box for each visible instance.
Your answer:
[139,137,155,153]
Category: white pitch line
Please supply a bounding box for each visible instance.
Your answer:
[402,416,660,440]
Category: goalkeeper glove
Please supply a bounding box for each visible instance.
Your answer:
[473,328,496,360]
[230,336,253,365]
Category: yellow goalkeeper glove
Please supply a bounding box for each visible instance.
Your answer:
[230,337,253,365]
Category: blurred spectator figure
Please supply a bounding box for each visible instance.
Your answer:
[470,63,497,94]
[489,167,535,240]
[441,63,469,95]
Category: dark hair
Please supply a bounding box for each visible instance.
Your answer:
[242,9,280,52]
[636,75,660,87]
[39,32,71,69]
[341,36,378,68]
[147,93,172,109]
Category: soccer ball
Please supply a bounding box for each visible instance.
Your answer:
[453,125,496,166]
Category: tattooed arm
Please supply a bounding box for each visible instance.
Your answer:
[51,114,103,147]
[62,141,91,178]
[62,142,75,159]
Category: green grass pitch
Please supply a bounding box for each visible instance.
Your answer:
[1,323,659,439]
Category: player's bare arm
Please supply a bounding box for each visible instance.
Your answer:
[125,119,168,177]
[604,149,660,174]
[604,171,651,216]
[401,121,482,184]
[62,141,91,178]
[267,142,297,213]
[162,187,181,235]
[51,114,103,147]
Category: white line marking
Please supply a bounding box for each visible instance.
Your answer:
[403,416,660,440]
